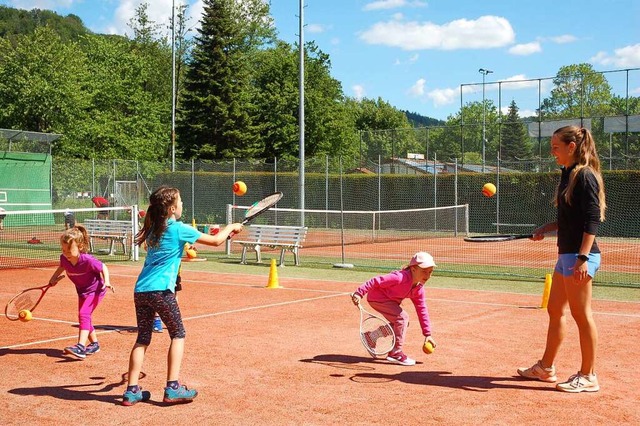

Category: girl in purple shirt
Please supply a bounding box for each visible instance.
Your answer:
[48,225,113,360]
[351,252,437,366]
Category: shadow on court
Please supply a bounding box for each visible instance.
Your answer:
[6,371,185,406]
[300,353,424,371]
[0,347,71,361]
[351,370,555,392]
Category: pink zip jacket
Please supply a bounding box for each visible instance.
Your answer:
[354,269,432,336]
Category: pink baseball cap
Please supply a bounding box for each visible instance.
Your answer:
[409,251,436,268]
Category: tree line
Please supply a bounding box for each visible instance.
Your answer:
[0,1,638,165]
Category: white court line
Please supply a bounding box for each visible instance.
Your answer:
[5,268,637,350]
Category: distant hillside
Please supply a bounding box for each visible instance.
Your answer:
[402,110,445,127]
[0,5,91,41]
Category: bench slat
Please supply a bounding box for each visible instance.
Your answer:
[232,224,307,266]
[83,219,133,256]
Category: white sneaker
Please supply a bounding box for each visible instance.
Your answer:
[517,360,557,382]
[386,351,416,366]
[556,372,600,393]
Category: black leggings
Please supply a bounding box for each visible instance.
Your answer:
[134,290,185,345]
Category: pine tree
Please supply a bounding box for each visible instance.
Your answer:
[500,100,531,161]
[176,0,273,159]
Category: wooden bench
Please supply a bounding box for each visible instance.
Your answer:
[232,224,308,266]
[83,219,133,256]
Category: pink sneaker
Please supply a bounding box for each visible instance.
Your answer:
[517,360,557,382]
[386,351,416,366]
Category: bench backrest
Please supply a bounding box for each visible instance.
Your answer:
[83,219,132,237]
[243,224,307,245]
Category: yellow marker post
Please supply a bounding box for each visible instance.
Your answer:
[540,273,552,309]
[266,259,280,289]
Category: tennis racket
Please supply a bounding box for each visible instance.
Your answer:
[358,304,396,358]
[228,192,283,239]
[464,234,533,242]
[4,275,64,321]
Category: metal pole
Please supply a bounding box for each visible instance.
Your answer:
[479,68,493,173]
[171,0,176,172]
[298,0,305,226]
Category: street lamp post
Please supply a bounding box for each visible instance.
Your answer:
[479,68,493,173]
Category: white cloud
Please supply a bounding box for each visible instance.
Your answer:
[306,23,327,34]
[426,84,477,107]
[352,84,366,100]
[408,78,426,97]
[591,43,640,68]
[359,15,515,51]
[508,42,541,56]
[363,0,427,12]
[550,34,577,44]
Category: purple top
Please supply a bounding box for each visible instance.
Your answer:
[59,253,105,296]
[355,269,433,336]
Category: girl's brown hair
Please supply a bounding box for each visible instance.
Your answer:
[60,225,90,253]
[553,125,607,221]
[135,186,180,248]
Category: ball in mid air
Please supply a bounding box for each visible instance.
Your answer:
[19,309,32,322]
[482,182,497,197]
[233,181,247,196]
[422,341,435,354]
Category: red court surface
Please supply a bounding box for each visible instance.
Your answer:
[1,264,639,425]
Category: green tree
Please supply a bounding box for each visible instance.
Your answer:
[540,63,613,119]
[437,101,498,165]
[500,100,531,161]
[68,34,170,159]
[348,97,417,160]
[0,26,88,137]
[0,5,89,42]
[177,0,275,159]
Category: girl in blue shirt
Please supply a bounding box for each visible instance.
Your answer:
[123,186,243,406]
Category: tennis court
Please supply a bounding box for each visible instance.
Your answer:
[1,261,639,425]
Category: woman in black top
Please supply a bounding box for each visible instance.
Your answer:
[517,126,606,393]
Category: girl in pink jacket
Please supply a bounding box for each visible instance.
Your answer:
[351,252,437,366]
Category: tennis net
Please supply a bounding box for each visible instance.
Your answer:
[0,206,138,269]
[225,204,469,268]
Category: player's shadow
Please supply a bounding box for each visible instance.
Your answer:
[0,347,73,362]
[351,370,555,392]
[68,324,138,334]
[9,380,123,404]
[7,372,172,406]
[300,354,400,371]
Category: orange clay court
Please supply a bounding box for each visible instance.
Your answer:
[1,262,639,425]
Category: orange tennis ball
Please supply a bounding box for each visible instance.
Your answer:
[423,341,434,354]
[233,181,247,196]
[482,182,496,197]
[19,309,32,322]
[186,248,197,259]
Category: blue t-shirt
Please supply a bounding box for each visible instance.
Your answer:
[135,219,201,293]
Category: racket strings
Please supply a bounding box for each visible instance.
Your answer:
[6,292,36,318]
[245,193,281,217]
[361,318,394,354]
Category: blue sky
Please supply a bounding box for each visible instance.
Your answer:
[2,0,640,120]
